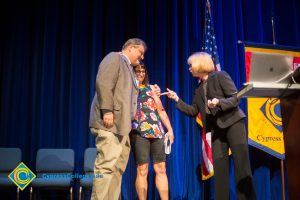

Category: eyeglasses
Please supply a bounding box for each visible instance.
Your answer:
[135,70,146,74]
[133,46,145,57]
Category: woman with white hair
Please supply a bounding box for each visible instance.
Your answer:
[166,52,256,200]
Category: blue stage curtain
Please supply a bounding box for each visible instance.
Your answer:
[1,0,299,199]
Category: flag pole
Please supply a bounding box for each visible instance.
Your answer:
[206,0,211,15]
[271,15,286,200]
[280,160,286,200]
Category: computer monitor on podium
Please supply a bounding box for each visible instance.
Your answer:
[249,52,293,83]
[238,51,300,98]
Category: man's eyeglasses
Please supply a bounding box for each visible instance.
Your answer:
[133,46,145,58]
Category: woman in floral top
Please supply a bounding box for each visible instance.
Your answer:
[130,63,174,200]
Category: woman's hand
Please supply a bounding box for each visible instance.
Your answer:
[165,88,179,102]
[151,84,161,96]
[165,130,174,144]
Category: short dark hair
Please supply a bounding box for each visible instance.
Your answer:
[133,63,149,85]
[122,38,147,51]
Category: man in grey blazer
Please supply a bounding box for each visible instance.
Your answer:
[89,38,147,200]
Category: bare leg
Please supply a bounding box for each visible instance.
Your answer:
[153,162,169,200]
[136,163,149,200]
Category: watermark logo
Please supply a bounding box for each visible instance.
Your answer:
[42,173,103,179]
[8,162,36,190]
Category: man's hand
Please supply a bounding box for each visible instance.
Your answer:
[103,112,114,128]
[207,98,220,108]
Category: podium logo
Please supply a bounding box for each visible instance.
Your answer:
[8,162,36,190]
[260,99,282,132]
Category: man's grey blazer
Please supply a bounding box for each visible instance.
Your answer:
[89,52,139,136]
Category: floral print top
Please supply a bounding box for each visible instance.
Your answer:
[132,85,165,138]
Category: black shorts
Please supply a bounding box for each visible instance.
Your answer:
[130,130,166,165]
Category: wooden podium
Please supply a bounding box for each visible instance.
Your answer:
[280,92,300,200]
[238,81,300,200]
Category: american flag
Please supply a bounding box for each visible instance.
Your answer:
[197,0,221,180]
[202,0,221,71]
